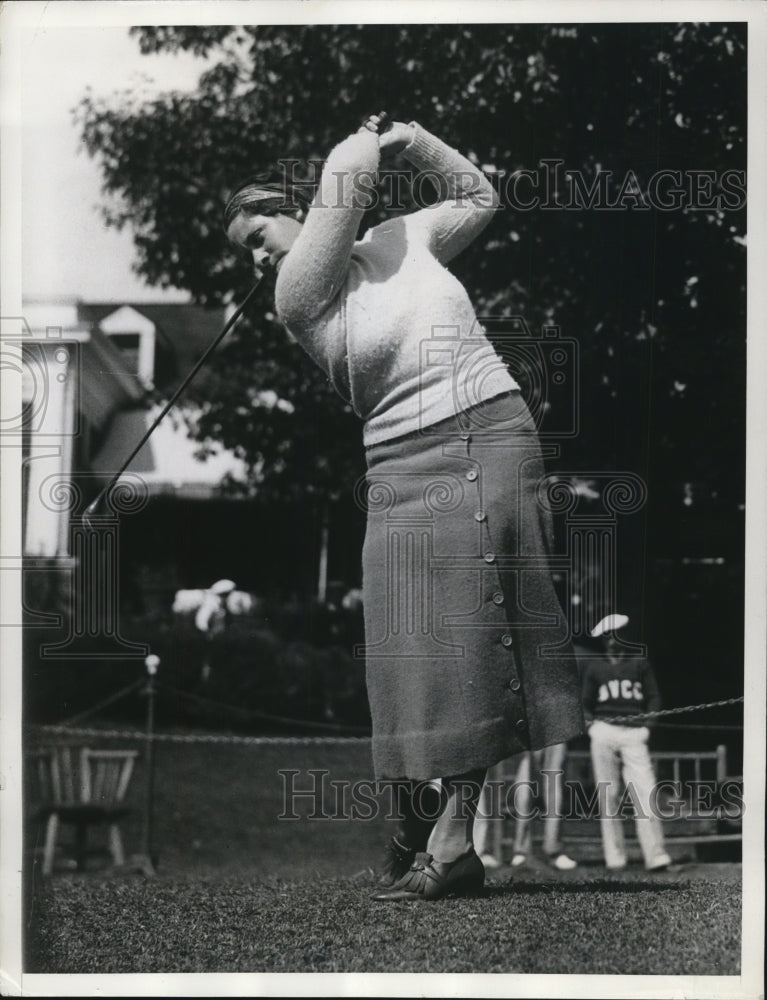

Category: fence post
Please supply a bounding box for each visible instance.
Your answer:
[141,653,160,875]
[715,744,727,784]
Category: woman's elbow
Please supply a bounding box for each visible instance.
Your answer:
[275,280,323,335]
[275,291,311,335]
[473,177,501,212]
[275,251,341,331]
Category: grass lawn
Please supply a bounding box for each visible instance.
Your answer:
[29,864,741,976]
[24,736,743,977]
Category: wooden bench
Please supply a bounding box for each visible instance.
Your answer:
[28,745,139,875]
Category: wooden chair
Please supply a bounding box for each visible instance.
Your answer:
[29,745,139,875]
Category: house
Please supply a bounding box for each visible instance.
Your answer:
[18,296,250,623]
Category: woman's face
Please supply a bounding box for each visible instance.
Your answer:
[226,208,303,270]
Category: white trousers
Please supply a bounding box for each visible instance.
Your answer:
[474,743,567,858]
[588,720,671,870]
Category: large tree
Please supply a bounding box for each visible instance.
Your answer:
[76,22,745,490]
[77,23,747,685]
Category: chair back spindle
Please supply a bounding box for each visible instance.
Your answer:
[28,745,140,874]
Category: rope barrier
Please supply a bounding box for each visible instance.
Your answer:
[652,721,744,731]
[54,678,145,727]
[601,695,744,725]
[30,724,372,746]
[30,689,744,747]
[160,682,371,735]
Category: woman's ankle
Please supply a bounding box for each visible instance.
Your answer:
[426,837,473,864]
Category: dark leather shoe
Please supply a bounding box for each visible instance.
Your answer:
[379,835,417,886]
[372,849,485,901]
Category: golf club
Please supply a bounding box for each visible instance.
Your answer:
[82,110,392,530]
[82,276,263,529]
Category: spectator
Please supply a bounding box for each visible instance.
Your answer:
[581,613,673,872]
[474,745,578,871]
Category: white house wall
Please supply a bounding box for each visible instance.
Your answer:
[21,309,143,559]
[22,340,76,557]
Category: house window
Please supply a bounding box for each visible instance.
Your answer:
[108,333,142,376]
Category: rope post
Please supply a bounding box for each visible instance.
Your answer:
[716,744,727,784]
[317,502,329,603]
[140,653,160,875]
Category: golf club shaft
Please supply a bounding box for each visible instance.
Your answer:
[86,109,389,523]
[85,278,262,520]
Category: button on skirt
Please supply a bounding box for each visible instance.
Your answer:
[360,391,584,781]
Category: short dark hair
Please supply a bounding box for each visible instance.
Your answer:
[223,171,314,230]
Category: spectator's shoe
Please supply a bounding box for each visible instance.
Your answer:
[546,853,578,871]
[372,849,485,902]
[479,853,501,869]
[647,854,679,873]
[379,835,417,885]
[510,853,527,867]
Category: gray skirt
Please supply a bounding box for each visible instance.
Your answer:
[361,391,584,781]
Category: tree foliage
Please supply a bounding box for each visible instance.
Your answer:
[76,22,746,548]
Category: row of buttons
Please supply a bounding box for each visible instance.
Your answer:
[459,431,526,742]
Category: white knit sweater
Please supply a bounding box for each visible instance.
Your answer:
[275,123,517,446]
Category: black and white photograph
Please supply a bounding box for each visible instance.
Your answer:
[0,1,764,997]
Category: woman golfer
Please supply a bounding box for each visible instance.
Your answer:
[225,114,584,901]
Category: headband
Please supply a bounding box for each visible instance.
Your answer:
[223,174,313,231]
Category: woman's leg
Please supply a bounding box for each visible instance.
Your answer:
[397,778,442,849]
[380,778,442,884]
[426,767,486,862]
[373,767,487,900]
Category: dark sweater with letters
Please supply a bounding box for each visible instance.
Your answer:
[581,654,662,727]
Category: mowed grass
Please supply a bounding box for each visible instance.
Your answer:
[30,867,741,975]
[25,737,742,975]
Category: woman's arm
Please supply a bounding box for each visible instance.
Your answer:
[275,129,380,334]
[396,122,500,264]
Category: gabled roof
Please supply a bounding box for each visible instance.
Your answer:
[77,301,227,388]
[19,301,145,428]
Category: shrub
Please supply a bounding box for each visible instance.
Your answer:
[24,599,369,733]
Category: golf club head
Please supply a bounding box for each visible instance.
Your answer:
[78,279,261,533]
[81,491,106,531]
[361,110,392,134]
